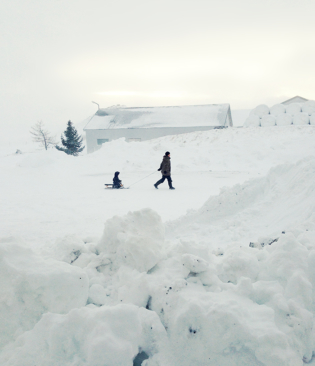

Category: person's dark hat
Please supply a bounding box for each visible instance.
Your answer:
[165,151,170,156]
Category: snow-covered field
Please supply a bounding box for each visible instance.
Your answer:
[1,125,315,365]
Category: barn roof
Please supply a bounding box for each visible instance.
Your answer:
[281,96,308,105]
[84,104,232,130]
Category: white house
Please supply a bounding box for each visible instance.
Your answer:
[84,104,233,153]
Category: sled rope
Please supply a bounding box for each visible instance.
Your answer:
[126,171,157,189]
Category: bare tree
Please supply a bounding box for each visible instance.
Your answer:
[30,121,56,150]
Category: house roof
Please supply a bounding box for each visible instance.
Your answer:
[84,104,232,130]
[281,96,308,105]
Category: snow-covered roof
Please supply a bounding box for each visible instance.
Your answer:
[84,104,232,130]
[281,96,308,105]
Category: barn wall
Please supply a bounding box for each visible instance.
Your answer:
[85,126,225,154]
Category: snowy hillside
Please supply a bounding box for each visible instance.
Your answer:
[1,126,315,365]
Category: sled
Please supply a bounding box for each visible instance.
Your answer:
[104,184,129,189]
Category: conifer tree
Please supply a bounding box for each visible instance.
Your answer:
[56,121,85,156]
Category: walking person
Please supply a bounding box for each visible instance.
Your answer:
[154,151,175,190]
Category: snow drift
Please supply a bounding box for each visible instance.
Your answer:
[2,126,315,365]
[2,157,315,365]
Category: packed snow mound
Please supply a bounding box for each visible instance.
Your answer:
[276,113,292,126]
[3,127,315,365]
[97,208,165,272]
[164,276,305,366]
[270,103,286,115]
[293,112,310,125]
[0,237,89,349]
[286,103,302,116]
[249,104,270,118]
[244,114,260,127]
[2,158,315,364]
[260,114,276,127]
[0,305,166,366]
[181,253,209,273]
[168,157,315,248]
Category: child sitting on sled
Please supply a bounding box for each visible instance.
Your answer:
[113,171,123,189]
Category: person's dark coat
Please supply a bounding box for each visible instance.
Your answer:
[158,155,171,176]
[113,171,122,188]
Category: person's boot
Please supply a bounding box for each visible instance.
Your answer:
[169,186,175,190]
[154,183,158,189]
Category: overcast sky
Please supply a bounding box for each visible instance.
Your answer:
[1,0,315,137]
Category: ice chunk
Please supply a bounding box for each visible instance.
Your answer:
[88,284,107,306]
[181,254,209,273]
[219,248,259,283]
[0,305,166,366]
[0,238,89,348]
[292,112,309,125]
[50,234,88,264]
[97,208,165,272]
[270,103,286,116]
[261,114,276,127]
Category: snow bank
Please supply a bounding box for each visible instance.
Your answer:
[310,113,315,125]
[260,114,276,127]
[168,158,315,242]
[163,158,315,364]
[0,237,89,349]
[2,157,315,364]
[164,284,304,366]
[3,127,315,365]
[250,104,270,118]
[0,305,166,366]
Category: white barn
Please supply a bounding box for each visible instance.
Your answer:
[84,104,233,153]
[281,96,308,105]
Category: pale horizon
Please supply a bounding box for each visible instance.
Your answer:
[1,0,315,138]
